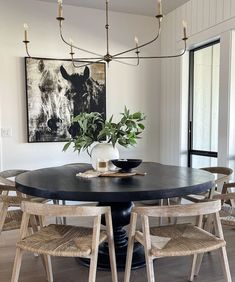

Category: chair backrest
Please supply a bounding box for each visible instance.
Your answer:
[223,182,235,193]
[132,200,221,218]
[214,185,235,207]
[201,167,233,188]
[213,192,235,201]
[130,200,225,254]
[19,202,114,247]
[21,201,110,217]
[0,170,28,179]
[0,170,28,193]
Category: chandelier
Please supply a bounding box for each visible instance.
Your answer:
[23,0,188,68]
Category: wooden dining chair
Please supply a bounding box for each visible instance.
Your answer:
[184,166,233,203]
[11,202,118,282]
[213,186,235,227]
[124,200,231,282]
[0,170,48,234]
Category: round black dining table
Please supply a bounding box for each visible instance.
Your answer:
[15,162,214,270]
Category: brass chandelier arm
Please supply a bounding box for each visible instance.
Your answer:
[71,54,104,68]
[72,59,104,68]
[112,40,187,60]
[112,17,162,59]
[113,56,140,67]
[23,41,31,58]
[71,42,186,63]
[58,21,103,57]
[70,53,140,67]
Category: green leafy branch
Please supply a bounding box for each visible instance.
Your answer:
[63,106,146,155]
[98,106,145,147]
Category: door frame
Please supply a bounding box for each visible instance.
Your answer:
[187,40,220,167]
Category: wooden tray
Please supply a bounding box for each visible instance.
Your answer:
[76,170,146,178]
[100,171,146,177]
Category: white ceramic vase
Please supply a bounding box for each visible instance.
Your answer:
[91,143,119,170]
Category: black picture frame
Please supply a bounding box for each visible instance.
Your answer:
[25,57,106,143]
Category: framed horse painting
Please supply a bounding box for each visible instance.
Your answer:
[25,57,106,142]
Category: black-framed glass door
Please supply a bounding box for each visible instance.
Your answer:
[188,40,220,168]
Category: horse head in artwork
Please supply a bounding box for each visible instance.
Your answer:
[34,59,71,141]
[60,65,105,115]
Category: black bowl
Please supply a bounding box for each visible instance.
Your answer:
[111,159,142,172]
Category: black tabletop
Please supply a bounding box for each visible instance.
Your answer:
[15,162,215,202]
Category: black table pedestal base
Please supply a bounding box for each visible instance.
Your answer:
[78,242,145,271]
[77,201,146,271]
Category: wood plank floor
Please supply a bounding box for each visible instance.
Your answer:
[0,221,234,282]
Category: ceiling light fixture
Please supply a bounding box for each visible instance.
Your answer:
[23,0,188,68]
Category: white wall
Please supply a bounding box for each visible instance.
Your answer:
[0,0,161,170]
[160,0,235,167]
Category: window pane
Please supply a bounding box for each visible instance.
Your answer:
[192,155,217,168]
[192,43,220,152]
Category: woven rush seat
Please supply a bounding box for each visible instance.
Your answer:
[1,196,22,206]
[136,223,225,257]
[214,191,235,228]
[17,224,108,257]
[3,209,23,231]
[220,205,235,226]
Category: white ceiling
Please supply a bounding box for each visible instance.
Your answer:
[36,0,190,16]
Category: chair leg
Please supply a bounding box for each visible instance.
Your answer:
[41,255,53,282]
[159,199,164,225]
[145,256,155,282]
[62,200,67,225]
[53,200,62,224]
[189,254,198,281]
[108,238,118,282]
[124,212,137,282]
[167,199,171,224]
[0,202,8,234]
[173,197,181,225]
[88,248,99,282]
[11,247,23,282]
[53,200,67,225]
[39,215,46,228]
[204,214,213,233]
[194,253,204,276]
[124,234,135,282]
[219,247,232,282]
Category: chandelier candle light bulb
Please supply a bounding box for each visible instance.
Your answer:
[69,38,74,54]
[58,0,63,18]
[23,23,28,42]
[182,20,187,39]
[135,36,139,48]
[158,0,163,15]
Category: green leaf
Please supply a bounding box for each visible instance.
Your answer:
[138,123,145,130]
[62,142,71,152]
[109,115,113,123]
[132,112,142,119]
